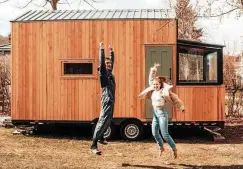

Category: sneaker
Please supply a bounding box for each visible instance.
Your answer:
[91,148,101,155]
[98,139,108,145]
[159,147,165,156]
[173,148,177,159]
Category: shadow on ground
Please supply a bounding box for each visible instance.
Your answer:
[121,163,243,169]
[18,124,243,144]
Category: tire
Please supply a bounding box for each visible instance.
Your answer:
[120,120,144,141]
[92,122,116,140]
[103,124,116,140]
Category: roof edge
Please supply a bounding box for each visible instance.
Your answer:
[177,39,225,48]
[11,10,32,22]
[11,9,175,22]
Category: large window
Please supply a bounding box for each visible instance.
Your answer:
[177,41,223,85]
[61,59,95,78]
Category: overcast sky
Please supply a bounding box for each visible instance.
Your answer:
[0,0,242,55]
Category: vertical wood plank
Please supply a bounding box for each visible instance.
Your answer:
[11,23,17,119]
[28,23,33,120]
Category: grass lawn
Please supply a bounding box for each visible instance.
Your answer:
[0,125,243,169]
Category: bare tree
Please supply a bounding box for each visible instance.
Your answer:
[175,0,203,41]
[176,0,204,82]
[224,55,237,88]
[224,55,243,117]
[0,0,101,10]
[166,0,242,18]
[194,0,243,18]
[0,54,11,115]
[0,35,10,45]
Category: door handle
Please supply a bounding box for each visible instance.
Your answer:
[169,68,171,80]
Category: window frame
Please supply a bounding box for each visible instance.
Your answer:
[60,59,96,79]
[176,41,224,85]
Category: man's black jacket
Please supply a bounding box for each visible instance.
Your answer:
[98,48,116,104]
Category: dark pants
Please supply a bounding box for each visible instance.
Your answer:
[91,102,114,149]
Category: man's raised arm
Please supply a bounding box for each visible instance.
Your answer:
[109,45,114,72]
[99,42,106,74]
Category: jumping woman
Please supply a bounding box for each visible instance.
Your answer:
[138,63,185,159]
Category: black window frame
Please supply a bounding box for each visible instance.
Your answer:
[60,59,96,79]
[176,40,224,85]
[63,62,93,75]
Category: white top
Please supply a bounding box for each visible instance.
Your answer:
[151,89,165,106]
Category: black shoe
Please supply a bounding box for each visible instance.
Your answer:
[98,139,108,145]
[91,148,101,155]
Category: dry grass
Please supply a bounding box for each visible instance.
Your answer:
[0,126,243,169]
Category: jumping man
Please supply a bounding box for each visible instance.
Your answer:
[90,42,116,155]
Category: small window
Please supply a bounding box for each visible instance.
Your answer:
[177,44,223,85]
[64,63,93,75]
[61,59,95,78]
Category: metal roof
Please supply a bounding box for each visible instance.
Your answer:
[11,9,175,22]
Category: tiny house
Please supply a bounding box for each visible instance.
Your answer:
[11,9,225,140]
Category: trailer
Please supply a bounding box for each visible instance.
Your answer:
[11,9,225,140]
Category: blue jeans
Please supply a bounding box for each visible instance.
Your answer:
[152,109,176,150]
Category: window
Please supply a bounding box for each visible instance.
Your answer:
[64,63,93,75]
[177,43,223,85]
[61,59,95,78]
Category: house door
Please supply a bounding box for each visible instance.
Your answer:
[145,46,173,120]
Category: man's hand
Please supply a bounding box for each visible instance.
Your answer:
[100,42,104,49]
[109,45,113,51]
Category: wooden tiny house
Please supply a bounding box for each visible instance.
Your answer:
[11,9,225,140]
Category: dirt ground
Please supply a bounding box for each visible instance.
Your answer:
[0,124,243,169]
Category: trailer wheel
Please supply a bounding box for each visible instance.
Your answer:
[92,123,116,140]
[103,124,113,140]
[120,120,143,141]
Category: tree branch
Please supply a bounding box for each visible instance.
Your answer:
[77,0,82,9]
[83,0,96,9]
[226,0,238,7]
[90,0,106,3]
[31,0,49,9]
[197,7,239,17]
[52,0,71,8]
[0,0,9,4]
[15,0,33,9]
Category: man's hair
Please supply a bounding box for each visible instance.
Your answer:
[105,57,111,63]
[97,57,111,71]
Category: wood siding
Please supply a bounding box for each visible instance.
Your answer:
[173,86,225,121]
[11,19,177,121]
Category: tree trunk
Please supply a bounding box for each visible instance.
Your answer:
[232,91,236,115]
[51,0,58,10]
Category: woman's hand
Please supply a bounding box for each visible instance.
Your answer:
[154,63,160,68]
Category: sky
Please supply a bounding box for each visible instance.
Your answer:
[0,0,242,55]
